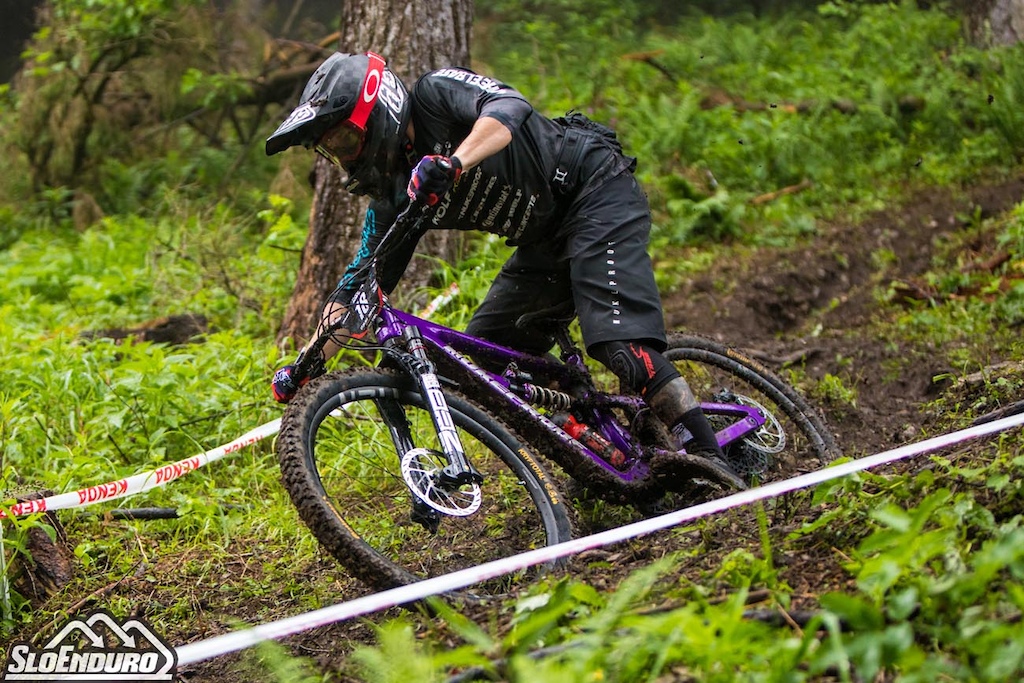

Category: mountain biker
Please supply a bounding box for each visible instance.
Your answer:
[265,51,745,489]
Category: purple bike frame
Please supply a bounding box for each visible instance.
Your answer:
[374,306,768,484]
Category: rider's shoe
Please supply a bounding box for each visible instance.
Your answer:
[687,445,748,490]
[653,430,748,491]
[646,376,748,490]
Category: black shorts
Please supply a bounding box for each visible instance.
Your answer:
[465,168,666,355]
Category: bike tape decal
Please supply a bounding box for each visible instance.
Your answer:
[173,411,1024,666]
[1,419,282,518]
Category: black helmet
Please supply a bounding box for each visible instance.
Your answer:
[266,51,411,199]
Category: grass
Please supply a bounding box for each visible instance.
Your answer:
[1,2,1023,681]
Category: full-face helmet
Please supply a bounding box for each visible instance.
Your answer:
[266,51,411,199]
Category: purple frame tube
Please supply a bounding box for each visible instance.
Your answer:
[376,308,765,483]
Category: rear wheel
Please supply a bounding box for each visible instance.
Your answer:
[663,334,840,482]
[277,368,574,592]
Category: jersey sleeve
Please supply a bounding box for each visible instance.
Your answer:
[414,68,534,135]
[331,199,422,305]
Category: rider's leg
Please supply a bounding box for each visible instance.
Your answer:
[588,341,724,457]
[589,340,744,489]
[464,244,572,356]
[563,170,744,487]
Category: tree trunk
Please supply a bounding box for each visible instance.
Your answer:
[957,0,1024,46]
[276,0,473,347]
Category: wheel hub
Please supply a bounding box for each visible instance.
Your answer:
[401,448,482,516]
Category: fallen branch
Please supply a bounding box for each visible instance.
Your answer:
[750,179,814,205]
[955,361,1024,390]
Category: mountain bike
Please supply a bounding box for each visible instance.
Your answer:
[276,205,840,592]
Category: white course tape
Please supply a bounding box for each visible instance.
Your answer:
[1,419,281,518]
[174,411,1024,667]
[1,287,462,520]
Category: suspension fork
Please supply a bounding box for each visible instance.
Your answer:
[386,327,483,487]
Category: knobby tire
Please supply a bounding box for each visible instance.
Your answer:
[277,368,574,592]
[663,333,840,480]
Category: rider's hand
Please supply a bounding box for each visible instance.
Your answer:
[272,364,308,404]
[407,155,462,206]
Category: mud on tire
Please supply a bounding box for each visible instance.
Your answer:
[277,368,574,592]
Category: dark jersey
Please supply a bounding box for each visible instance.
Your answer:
[411,68,566,244]
[331,66,626,299]
[336,67,569,298]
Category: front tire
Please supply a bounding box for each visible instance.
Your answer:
[277,368,574,592]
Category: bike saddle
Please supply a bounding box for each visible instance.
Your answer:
[515,300,577,333]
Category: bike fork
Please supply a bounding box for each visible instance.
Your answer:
[375,397,442,532]
[386,328,483,487]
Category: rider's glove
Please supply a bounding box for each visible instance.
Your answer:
[407,155,462,206]
[272,364,308,404]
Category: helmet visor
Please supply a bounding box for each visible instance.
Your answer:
[315,121,365,167]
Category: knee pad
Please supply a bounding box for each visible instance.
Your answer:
[589,340,678,397]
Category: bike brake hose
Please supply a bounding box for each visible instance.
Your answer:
[296,201,432,378]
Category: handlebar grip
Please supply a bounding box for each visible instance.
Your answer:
[293,347,326,382]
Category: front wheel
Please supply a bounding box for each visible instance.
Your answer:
[663,334,840,482]
[277,368,574,592]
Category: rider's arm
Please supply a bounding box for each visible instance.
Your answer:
[450,117,512,171]
[309,199,420,363]
[414,68,531,169]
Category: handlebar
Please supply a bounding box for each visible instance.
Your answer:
[292,199,430,380]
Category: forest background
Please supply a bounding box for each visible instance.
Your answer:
[1,0,1024,681]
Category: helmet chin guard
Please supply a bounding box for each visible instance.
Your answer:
[266,51,411,199]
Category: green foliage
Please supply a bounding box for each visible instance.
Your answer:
[813,486,1024,681]
[814,372,859,409]
[476,1,1024,252]
[340,445,1024,682]
[1,2,1023,681]
[10,0,201,189]
[0,0,278,228]
[879,197,1024,370]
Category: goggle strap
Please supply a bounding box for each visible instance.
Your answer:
[349,52,387,132]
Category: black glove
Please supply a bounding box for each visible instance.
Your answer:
[406,155,462,206]
[271,365,307,404]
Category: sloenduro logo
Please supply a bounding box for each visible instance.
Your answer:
[3,609,176,681]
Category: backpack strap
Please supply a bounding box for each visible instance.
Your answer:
[552,126,587,195]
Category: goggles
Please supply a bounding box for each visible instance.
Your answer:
[313,51,387,169]
[315,121,365,167]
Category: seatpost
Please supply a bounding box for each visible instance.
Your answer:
[553,326,583,364]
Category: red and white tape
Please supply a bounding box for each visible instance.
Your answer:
[173,411,1024,667]
[417,282,460,319]
[1,419,281,518]
[1,285,469,520]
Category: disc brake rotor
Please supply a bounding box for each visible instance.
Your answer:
[730,394,786,454]
[400,447,482,517]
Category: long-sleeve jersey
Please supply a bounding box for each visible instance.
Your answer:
[335,66,628,299]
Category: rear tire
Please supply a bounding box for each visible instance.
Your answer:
[277,368,573,592]
[662,334,840,482]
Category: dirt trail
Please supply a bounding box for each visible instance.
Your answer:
[30,177,1024,683]
[181,175,1024,682]
[662,176,1024,455]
